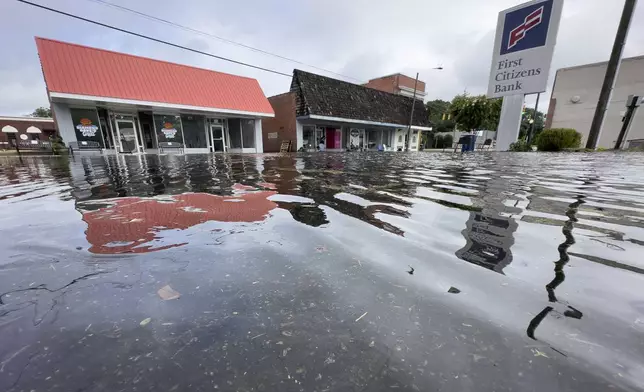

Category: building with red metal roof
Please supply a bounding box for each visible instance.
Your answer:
[35,37,274,154]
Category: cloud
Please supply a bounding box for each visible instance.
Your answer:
[0,0,642,115]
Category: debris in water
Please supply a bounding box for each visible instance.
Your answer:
[324,354,336,365]
[355,312,368,322]
[157,285,181,300]
[140,318,152,326]
[531,348,549,358]
[407,266,415,275]
[448,287,461,294]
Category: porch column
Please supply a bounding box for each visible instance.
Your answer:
[254,119,264,153]
[51,102,76,147]
[296,120,304,150]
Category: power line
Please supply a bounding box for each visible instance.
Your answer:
[15,0,292,78]
[83,0,362,82]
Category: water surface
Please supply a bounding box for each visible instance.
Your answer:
[1,152,644,391]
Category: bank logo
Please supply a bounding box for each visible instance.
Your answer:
[501,0,553,55]
[508,7,543,49]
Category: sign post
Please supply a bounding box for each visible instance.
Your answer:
[487,0,564,150]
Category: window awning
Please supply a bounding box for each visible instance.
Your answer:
[26,126,42,134]
[1,125,18,133]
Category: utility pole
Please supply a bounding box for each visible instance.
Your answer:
[527,92,540,144]
[406,73,419,152]
[614,95,641,149]
[586,0,637,149]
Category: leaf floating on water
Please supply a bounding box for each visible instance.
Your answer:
[531,348,549,358]
[355,312,368,322]
[140,317,152,326]
[157,285,181,300]
[448,287,461,294]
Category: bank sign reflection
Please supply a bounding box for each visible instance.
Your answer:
[79,189,277,254]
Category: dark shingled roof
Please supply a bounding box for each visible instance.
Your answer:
[290,69,430,127]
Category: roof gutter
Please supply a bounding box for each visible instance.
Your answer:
[49,92,275,118]
[300,115,432,131]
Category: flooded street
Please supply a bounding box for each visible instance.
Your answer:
[1,151,644,392]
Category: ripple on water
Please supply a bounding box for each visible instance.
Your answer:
[1,152,644,392]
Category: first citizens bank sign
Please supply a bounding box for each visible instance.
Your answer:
[487,0,563,98]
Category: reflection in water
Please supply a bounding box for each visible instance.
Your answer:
[2,153,644,392]
[78,189,278,254]
[456,213,517,273]
[527,194,585,340]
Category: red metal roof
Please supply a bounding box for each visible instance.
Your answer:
[35,37,274,116]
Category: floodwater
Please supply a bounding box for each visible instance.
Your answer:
[1,152,644,392]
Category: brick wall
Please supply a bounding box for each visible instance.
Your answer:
[0,118,56,147]
[364,75,397,94]
[262,93,297,152]
[396,74,426,93]
[365,74,426,94]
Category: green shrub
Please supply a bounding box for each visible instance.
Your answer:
[440,134,453,148]
[509,139,532,152]
[431,134,454,149]
[536,128,581,151]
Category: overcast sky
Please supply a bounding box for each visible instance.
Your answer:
[1,0,643,116]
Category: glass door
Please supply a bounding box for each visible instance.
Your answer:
[136,118,146,152]
[116,120,139,153]
[349,128,365,150]
[210,124,226,152]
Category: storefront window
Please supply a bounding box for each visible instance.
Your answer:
[241,119,255,148]
[228,119,242,148]
[154,115,183,145]
[181,115,207,148]
[70,108,104,147]
[303,125,315,149]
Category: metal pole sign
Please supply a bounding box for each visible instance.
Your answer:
[487,0,564,98]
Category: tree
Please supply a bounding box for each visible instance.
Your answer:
[450,94,502,132]
[426,99,451,123]
[425,99,455,138]
[31,107,52,118]
[519,107,545,140]
[483,98,503,130]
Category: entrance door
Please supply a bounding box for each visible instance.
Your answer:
[99,117,113,149]
[116,120,139,153]
[209,124,226,152]
[349,128,365,150]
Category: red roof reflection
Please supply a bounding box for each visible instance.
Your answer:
[81,191,277,254]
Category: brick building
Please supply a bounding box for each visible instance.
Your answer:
[262,70,431,152]
[364,73,427,100]
[0,116,56,150]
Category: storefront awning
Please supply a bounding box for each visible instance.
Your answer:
[26,126,42,134]
[298,115,433,131]
[1,125,18,133]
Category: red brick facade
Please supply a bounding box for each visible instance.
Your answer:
[364,74,426,95]
[262,93,297,152]
[364,76,398,94]
[0,117,56,149]
[396,74,426,93]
